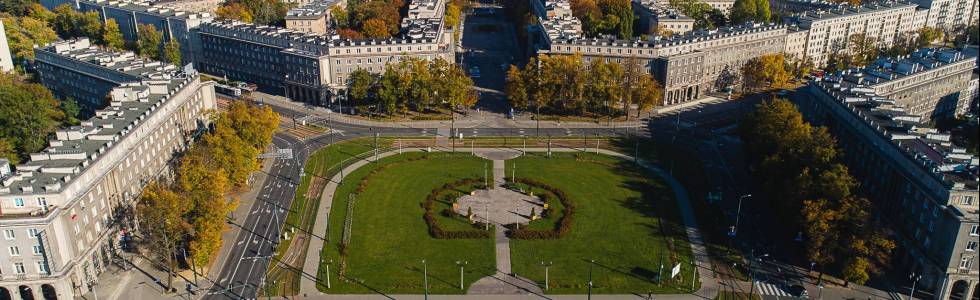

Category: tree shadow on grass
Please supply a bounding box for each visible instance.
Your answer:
[405,265,457,290]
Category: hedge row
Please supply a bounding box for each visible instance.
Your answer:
[422,178,492,239]
[508,177,576,240]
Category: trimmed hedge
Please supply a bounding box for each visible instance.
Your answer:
[508,177,576,240]
[422,178,492,239]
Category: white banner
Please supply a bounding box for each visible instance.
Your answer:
[671,263,681,278]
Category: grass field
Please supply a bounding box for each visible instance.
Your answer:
[507,152,698,294]
[265,138,391,296]
[317,152,496,294]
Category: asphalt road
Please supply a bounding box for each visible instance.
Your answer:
[460,4,520,113]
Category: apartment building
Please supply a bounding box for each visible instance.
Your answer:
[652,0,736,13]
[285,0,344,34]
[633,0,696,35]
[532,0,787,106]
[796,49,978,300]
[914,0,980,28]
[785,1,919,66]
[199,0,455,104]
[828,48,975,121]
[0,41,215,300]
[34,38,171,117]
[40,0,213,66]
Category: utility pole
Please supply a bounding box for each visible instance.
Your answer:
[541,261,553,290]
[456,261,468,290]
[374,133,379,162]
[588,259,594,300]
[422,259,429,300]
[734,194,752,237]
[325,259,333,289]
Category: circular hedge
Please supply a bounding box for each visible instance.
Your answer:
[508,177,575,240]
[422,178,492,239]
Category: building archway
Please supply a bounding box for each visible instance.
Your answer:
[0,287,12,300]
[971,283,979,300]
[16,286,33,300]
[950,280,970,300]
[39,285,56,300]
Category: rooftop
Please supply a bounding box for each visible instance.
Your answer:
[1,41,197,196]
[830,48,974,87]
[40,38,178,79]
[786,0,916,25]
[86,0,212,20]
[286,0,338,19]
[812,49,980,195]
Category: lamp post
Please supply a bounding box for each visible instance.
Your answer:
[422,259,429,300]
[456,261,468,290]
[733,194,752,236]
[325,259,333,289]
[817,284,824,300]
[540,261,553,290]
[588,259,595,300]
[908,273,921,300]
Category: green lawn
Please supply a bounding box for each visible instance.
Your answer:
[317,152,496,294]
[266,137,391,296]
[507,152,697,294]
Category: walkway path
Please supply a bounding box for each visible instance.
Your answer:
[299,147,716,299]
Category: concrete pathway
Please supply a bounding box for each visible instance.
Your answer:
[299,147,716,299]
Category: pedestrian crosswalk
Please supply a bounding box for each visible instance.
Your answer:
[756,281,792,297]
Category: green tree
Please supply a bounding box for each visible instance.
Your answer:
[915,27,943,48]
[102,19,126,51]
[505,65,529,110]
[741,54,790,91]
[137,24,163,59]
[730,0,757,23]
[631,73,662,118]
[177,154,236,269]
[348,69,376,105]
[78,11,103,39]
[377,65,400,114]
[163,39,181,65]
[847,33,877,67]
[0,73,67,162]
[0,138,18,165]
[754,0,771,22]
[330,5,348,27]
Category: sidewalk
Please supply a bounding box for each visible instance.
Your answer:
[298,147,717,299]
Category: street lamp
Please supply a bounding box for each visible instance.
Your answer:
[324,259,334,289]
[733,194,752,237]
[908,273,922,300]
[422,259,429,300]
[540,261,553,290]
[456,261,468,290]
[588,259,595,300]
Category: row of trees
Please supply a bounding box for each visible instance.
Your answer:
[570,0,634,39]
[739,99,894,285]
[1,4,180,65]
[216,0,292,26]
[345,57,475,115]
[0,73,78,164]
[137,101,279,288]
[330,0,404,39]
[505,54,662,118]
[730,0,771,24]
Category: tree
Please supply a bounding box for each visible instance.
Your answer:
[0,0,37,17]
[102,19,126,51]
[362,18,390,38]
[78,11,103,39]
[137,183,192,290]
[847,33,877,67]
[163,40,181,66]
[915,27,943,48]
[445,3,462,28]
[138,24,163,59]
[0,73,67,162]
[754,0,771,22]
[0,138,18,165]
[330,6,348,27]
[177,154,236,269]
[506,65,529,110]
[741,54,789,91]
[632,74,662,118]
[671,0,725,30]
[222,100,279,150]
[216,2,254,23]
[730,0,757,24]
[377,66,400,114]
[348,69,376,105]
[1,15,58,61]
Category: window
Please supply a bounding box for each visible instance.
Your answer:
[13,263,25,274]
[33,245,43,255]
[36,261,48,274]
[3,230,14,240]
[27,228,38,238]
[14,198,24,207]
[9,246,20,256]
[971,225,979,236]
[968,241,978,252]
[962,196,975,206]
[960,256,974,269]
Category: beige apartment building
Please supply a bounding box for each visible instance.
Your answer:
[285,0,344,34]
[786,1,919,66]
[0,41,215,300]
[633,0,696,36]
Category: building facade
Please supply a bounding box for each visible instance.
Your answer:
[285,0,343,34]
[633,0,696,36]
[40,0,213,66]
[784,1,919,66]
[199,0,456,104]
[0,41,215,300]
[797,50,979,298]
